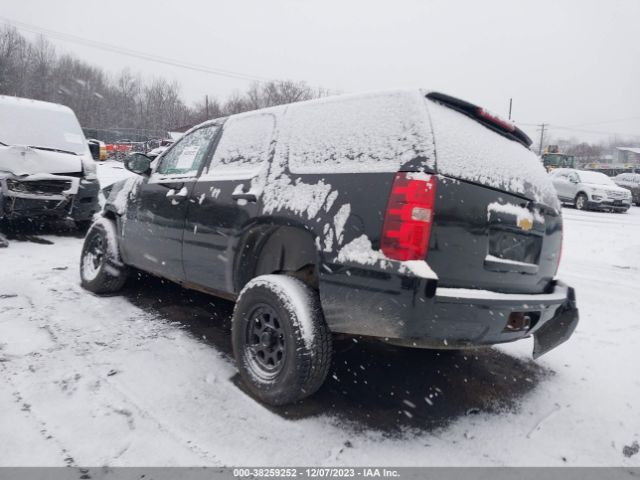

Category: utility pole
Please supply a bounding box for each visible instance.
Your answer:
[508,98,513,120]
[205,94,209,119]
[537,123,547,155]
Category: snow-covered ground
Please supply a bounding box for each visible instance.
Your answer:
[0,163,639,466]
[95,159,136,187]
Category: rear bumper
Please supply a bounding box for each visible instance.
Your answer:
[432,281,578,357]
[320,264,578,358]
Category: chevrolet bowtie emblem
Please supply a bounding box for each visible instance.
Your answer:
[518,217,533,231]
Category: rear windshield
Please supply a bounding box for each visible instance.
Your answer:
[578,171,615,186]
[0,99,86,155]
[425,98,558,207]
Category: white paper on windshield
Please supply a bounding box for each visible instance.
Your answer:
[175,145,200,169]
[64,133,83,144]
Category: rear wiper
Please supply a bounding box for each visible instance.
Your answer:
[29,146,78,156]
[0,140,7,146]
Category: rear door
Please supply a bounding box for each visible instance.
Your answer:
[182,112,276,294]
[121,124,219,280]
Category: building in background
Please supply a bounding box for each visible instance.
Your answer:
[616,147,640,166]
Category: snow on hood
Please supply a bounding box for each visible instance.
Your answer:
[425,98,560,208]
[582,182,628,194]
[0,145,83,176]
[0,95,88,156]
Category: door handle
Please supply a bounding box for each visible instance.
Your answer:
[166,186,188,202]
[232,191,257,203]
[231,184,257,203]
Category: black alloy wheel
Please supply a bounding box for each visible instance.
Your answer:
[245,304,287,380]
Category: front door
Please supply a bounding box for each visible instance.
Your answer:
[121,124,219,281]
[182,112,276,294]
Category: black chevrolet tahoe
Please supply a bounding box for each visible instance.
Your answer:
[80,89,579,405]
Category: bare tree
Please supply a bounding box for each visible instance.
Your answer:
[0,27,330,139]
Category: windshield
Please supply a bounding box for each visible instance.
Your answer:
[578,171,616,186]
[0,99,87,155]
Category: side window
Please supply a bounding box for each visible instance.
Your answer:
[569,173,579,183]
[206,113,275,177]
[282,91,434,174]
[156,125,218,177]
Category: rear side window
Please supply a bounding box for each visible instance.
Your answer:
[205,113,275,178]
[280,90,435,174]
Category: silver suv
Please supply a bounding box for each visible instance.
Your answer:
[613,172,640,206]
[549,168,631,212]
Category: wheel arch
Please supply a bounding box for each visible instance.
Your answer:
[233,218,321,294]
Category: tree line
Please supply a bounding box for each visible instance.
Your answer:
[0,26,326,140]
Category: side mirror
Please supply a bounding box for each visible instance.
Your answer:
[88,141,100,160]
[124,153,152,176]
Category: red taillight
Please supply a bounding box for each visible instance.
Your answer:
[381,172,437,261]
[476,107,516,132]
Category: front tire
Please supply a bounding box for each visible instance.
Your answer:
[575,193,588,211]
[80,218,128,294]
[232,275,332,406]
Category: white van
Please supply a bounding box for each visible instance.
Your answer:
[0,96,100,229]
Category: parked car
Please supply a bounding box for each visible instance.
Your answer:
[146,140,175,159]
[80,89,578,406]
[549,168,632,212]
[613,172,640,206]
[0,95,100,230]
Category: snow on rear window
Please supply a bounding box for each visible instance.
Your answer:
[205,113,275,177]
[281,90,435,174]
[426,99,559,208]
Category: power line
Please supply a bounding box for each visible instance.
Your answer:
[565,116,640,128]
[0,16,273,83]
[546,124,640,137]
[520,121,639,138]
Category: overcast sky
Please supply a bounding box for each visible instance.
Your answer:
[3,0,640,143]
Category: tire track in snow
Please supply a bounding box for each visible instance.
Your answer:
[22,264,222,466]
[0,363,79,467]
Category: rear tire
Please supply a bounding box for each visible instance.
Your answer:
[232,274,332,406]
[80,218,128,294]
[575,193,588,211]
